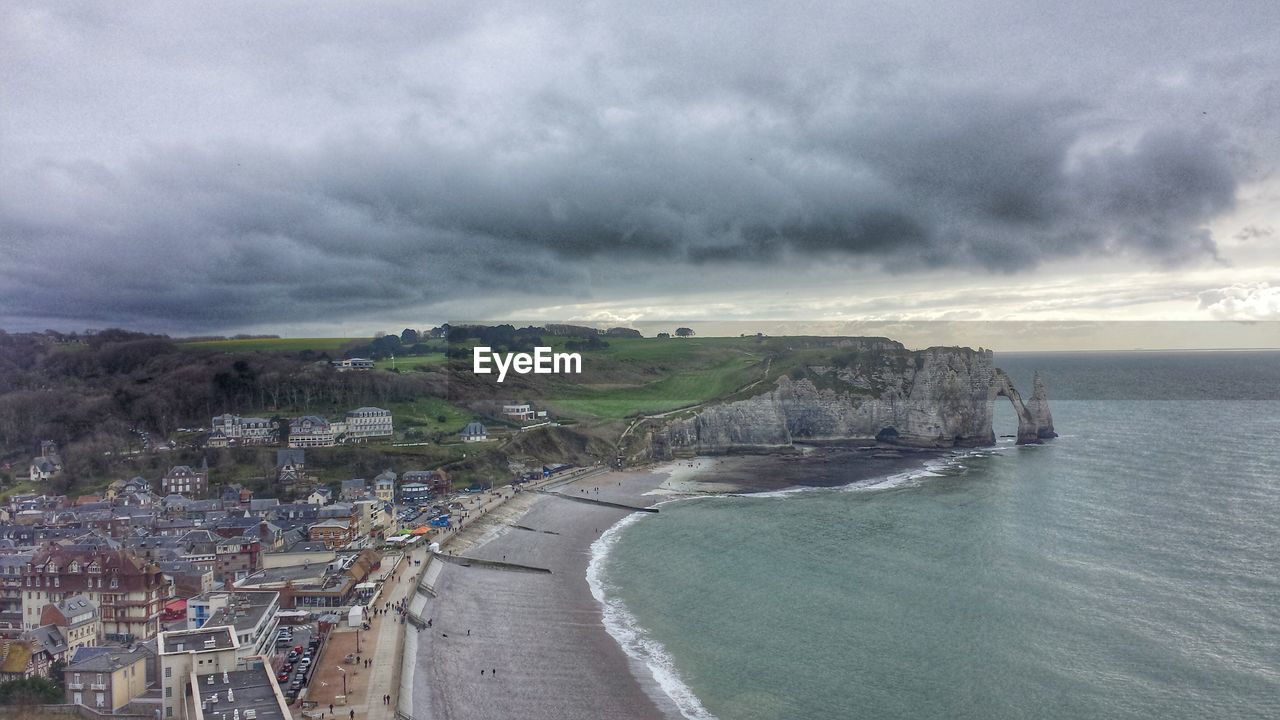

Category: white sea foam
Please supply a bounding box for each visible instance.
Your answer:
[588,513,719,720]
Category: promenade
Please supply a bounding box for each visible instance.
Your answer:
[299,469,604,720]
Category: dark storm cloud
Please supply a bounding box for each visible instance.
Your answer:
[0,0,1275,330]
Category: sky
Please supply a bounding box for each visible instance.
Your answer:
[2,1,1278,349]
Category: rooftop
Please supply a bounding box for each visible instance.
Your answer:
[66,646,148,673]
[158,626,236,654]
[193,665,288,720]
[197,591,280,633]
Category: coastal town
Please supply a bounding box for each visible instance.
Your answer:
[0,397,581,720]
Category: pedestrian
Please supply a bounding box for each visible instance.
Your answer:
[329,704,334,715]
[492,667,496,675]
[350,710,355,720]
[481,669,485,675]
[467,629,471,636]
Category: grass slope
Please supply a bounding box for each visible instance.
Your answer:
[538,337,769,420]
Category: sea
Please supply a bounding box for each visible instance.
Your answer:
[589,351,1280,720]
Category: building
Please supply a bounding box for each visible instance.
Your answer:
[398,483,432,505]
[373,473,395,503]
[64,646,150,712]
[502,403,536,421]
[0,552,30,630]
[20,624,69,677]
[402,469,451,495]
[288,416,340,448]
[207,415,277,448]
[163,464,209,497]
[28,440,64,482]
[160,562,216,599]
[22,546,168,642]
[275,449,311,493]
[214,537,262,585]
[351,499,377,537]
[183,662,290,720]
[344,407,393,441]
[308,519,355,549]
[40,594,102,655]
[235,549,381,609]
[306,488,332,506]
[460,422,488,442]
[331,357,375,371]
[340,479,368,502]
[158,626,239,720]
[186,591,280,662]
[29,456,59,482]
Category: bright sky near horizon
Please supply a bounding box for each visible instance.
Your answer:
[2,1,1278,349]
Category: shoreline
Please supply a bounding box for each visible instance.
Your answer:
[403,447,945,720]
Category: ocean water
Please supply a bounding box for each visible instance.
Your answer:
[594,351,1280,719]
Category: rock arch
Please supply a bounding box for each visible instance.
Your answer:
[992,370,1056,445]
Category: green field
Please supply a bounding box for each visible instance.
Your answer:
[179,337,363,352]
[387,396,475,436]
[374,354,447,372]
[544,337,769,420]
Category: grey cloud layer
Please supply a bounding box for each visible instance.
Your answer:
[1,1,1276,330]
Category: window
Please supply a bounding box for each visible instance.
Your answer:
[164,687,171,698]
[164,667,172,678]
[166,708,173,717]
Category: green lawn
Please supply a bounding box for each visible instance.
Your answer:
[179,337,363,352]
[374,354,447,372]
[386,397,475,436]
[548,344,766,420]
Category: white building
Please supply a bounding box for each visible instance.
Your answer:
[288,416,342,448]
[331,357,375,371]
[344,407,393,441]
[307,488,332,506]
[158,626,239,720]
[502,403,536,421]
[186,591,280,662]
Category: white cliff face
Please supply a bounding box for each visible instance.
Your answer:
[659,345,1054,453]
[1026,371,1057,439]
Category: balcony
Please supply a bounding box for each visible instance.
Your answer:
[67,682,84,690]
[90,683,107,691]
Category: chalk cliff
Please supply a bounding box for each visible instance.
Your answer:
[656,344,1054,454]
